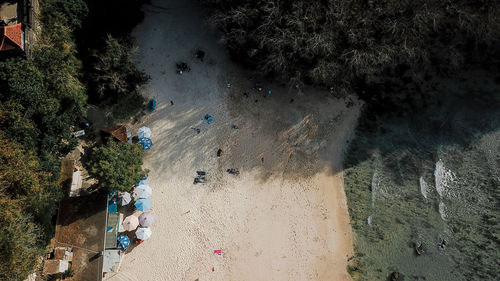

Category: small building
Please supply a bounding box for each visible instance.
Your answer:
[42,246,73,276]
[0,0,39,56]
[53,247,73,261]
[70,169,83,197]
[101,125,130,144]
[42,260,69,275]
[102,249,122,275]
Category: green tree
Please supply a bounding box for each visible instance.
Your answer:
[204,0,500,99]
[91,35,149,99]
[0,197,43,281]
[0,135,62,230]
[88,35,149,121]
[0,101,39,150]
[42,0,89,30]
[85,141,148,192]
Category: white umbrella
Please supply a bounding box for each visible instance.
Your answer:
[122,215,139,232]
[139,212,155,227]
[136,227,152,240]
[137,126,152,138]
[118,192,132,206]
[136,184,152,198]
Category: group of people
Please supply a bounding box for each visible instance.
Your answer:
[178,49,241,185]
[193,167,240,184]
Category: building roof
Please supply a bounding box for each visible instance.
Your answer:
[105,212,119,249]
[0,23,23,51]
[0,2,18,24]
[101,125,128,143]
[42,260,69,275]
[54,247,73,261]
[102,250,121,273]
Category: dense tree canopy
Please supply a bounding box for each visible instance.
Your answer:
[85,142,148,192]
[204,0,500,98]
[0,0,89,279]
[0,198,43,281]
[88,35,149,121]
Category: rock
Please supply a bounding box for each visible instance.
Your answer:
[390,271,399,281]
[415,242,424,255]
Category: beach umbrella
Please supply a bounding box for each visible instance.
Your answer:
[136,227,152,240]
[138,137,153,151]
[136,184,152,198]
[117,235,130,250]
[137,126,152,138]
[137,178,148,186]
[134,198,151,211]
[118,192,132,206]
[122,215,139,231]
[139,212,155,227]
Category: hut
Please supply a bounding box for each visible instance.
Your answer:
[101,125,130,144]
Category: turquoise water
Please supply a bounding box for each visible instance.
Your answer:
[343,71,499,280]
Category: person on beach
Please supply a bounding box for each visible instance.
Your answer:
[227,168,239,175]
[194,177,205,184]
[195,49,205,61]
[217,149,223,157]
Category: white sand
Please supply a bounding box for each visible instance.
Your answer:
[108,0,360,280]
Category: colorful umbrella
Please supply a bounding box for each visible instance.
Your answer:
[118,192,132,206]
[122,215,139,231]
[136,184,152,198]
[134,198,151,211]
[139,212,155,227]
[136,227,152,240]
[137,126,152,138]
[117,235,130,250]
[138,137,153,151]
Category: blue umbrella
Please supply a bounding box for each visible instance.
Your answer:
[134,198,151,211]
[203,114,214,124]
[138,137,153,151]
[137,178,148,186]
[117,235,130,250]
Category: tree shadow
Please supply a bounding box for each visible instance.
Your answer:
[344,67,500,171]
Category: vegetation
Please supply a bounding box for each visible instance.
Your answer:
[88,35,149,122]
[78,0,150,122]
[85,142,148,192]
[0,0,88,279]
[0,197,43,281]
[0,0,150,279]
[204,0,500,101]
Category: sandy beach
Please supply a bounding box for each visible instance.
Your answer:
[108,0,360,280]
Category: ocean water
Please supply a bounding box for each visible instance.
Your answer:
[345,133,499,280]
[343,71,499,280]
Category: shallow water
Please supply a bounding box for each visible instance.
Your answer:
[344,71,500,280]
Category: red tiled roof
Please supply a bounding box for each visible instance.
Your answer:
[0,23,23,51]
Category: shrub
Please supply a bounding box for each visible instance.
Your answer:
[204,0,500,103]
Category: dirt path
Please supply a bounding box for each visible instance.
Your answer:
[107,0,360,280]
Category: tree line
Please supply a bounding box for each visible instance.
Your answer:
[203,0,500,105]
[0,0,149,279]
